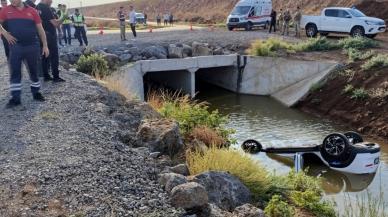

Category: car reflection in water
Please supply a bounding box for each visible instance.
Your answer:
[267,153,376,194]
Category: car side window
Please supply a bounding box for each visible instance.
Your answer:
[325,9,338,17]
[338,10,351,18]
[255,6,262,16]
[249,7,255,17]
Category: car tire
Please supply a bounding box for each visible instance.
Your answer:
[351,26,365,37]
[228,26,234,31]
[306,24,318,38]
[344,131,364,144]
[245,22,253,31]
[320,133,351,161]
[241,139,262,154]
[264,21,269,29]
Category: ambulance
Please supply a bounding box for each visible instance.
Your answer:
[226,0,272,31]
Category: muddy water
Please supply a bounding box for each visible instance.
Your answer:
[197,84,388,214]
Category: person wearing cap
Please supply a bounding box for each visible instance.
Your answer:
[71,8,88,46]
[0,0,49,108]
[117,6,126,41]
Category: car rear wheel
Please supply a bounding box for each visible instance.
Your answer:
[306,24,318,38]
[351,26,365,37]
[242,139,262,154]
[245,22,253,31]
[344,131,364,144]
[320,133,350,160]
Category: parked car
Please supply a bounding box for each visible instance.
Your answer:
[226,0,272,31]
[242,132,380,174]
[301,7,386,38]
[136,12,146,24]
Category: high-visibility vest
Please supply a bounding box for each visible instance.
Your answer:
[73,14,84,27]
[60,10,72,24]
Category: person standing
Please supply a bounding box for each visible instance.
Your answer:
[163,13,169,26]
[294,6,302,38]
[156,14,161,26]
[0,0,9,59]
[117,6,126,41]
[269,9,277,33]
[0,0,49,108]
[282,10,291,36]
[144,13,147,25]
[25,0,36,8]
[169,13,174,26]
[128,5,137,39]
[56,4,63,46]
[277,8,283,31]
[60,4,71,46]
[37,0,66,82]
[72,9,88,46]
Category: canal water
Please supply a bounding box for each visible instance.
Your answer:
[197,83,388,215]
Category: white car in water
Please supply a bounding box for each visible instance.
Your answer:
[242,132,380,174]
[301,7,386,38]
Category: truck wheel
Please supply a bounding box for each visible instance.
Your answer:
[344,131,363,144]
[351,26,365,37]
[245,22,253,31]
[228,26,234,31]
[306,24,318,38]
[320,133,350,160]
[242,139,262,154]
[264,21,269,29]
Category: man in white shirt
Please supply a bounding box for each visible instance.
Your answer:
[128,5,137,38]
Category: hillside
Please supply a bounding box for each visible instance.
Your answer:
[81,0,388,24]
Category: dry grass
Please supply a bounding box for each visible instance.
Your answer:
[190,126,226,148]
[187,146,269,199]
[99,75,137,100]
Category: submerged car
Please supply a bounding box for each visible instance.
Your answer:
[242,132,380,174]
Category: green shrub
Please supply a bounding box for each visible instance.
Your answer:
[187,146,270,200]
[310,82,325,92]
[264,195,295,217]
[339,37,378,50]
[343,84,354,94]
[148,91,234,144]
[294,37,340,52]
[345,48,376,62]
[76,54,110,78]
[361,54,388,70]
[351,88,369,100]
[248,38,293,56]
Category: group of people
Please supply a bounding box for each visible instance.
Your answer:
[156,13,174,26]
[268,7,302,37]
[0,0,88,108]
[117,5,138,41]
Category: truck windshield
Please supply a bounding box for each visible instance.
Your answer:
[349,9,366,17]
[231,6,251,15]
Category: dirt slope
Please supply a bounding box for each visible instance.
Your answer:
[81,0,388,23]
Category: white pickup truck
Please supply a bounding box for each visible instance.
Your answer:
[301,7,386,38]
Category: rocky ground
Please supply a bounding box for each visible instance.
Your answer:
[0,64,183,216]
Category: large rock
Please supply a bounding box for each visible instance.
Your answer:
[192,42,212,57]
[182,44,193,58]
[128,47,141,57]
[97,51,120,69]
[141,46,168,59]
[119,53,132,62]
[159,173,188,193]
[170,182,208,210]
[135,119,183,155]
[170,164,190,176]
[192,171,251,211]
[233,204,265,217]
[168,44,184,59]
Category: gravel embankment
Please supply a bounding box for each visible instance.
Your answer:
[0,64,181,216]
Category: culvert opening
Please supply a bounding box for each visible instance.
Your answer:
[195,66,238,95]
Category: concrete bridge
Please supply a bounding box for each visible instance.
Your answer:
[119,54,338,107]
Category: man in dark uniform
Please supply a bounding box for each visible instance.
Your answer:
[36,0,65,82]
[269,9,277,33]
[25,0,36,8]
[0,0,49,108]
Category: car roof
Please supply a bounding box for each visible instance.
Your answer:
[325,7,352,10]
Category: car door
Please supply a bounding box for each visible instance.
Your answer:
[336,10,353,32]
[321,9,339,31]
